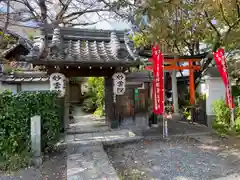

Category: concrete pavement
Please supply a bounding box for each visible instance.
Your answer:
[66,106,142,180]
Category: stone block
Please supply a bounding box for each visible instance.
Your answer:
[74,133,93,141]
[30,115,42,167]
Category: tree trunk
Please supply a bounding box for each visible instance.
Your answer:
[0,0,10,45]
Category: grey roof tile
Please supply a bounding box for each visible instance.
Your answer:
[0,71,49,82]
[204,67,221,78]
[22,27,141,64]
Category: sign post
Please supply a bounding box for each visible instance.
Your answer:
[213,48,234,127]
[134,88,140,101]
[112,72,126,127]
[152,45,167,137]
[50,73,66,97]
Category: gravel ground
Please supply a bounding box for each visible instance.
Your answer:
[0,150,67,180]
[105,137,240,180]
[143,119,211,137]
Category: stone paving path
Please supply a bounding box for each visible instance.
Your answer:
[66,106,142,180]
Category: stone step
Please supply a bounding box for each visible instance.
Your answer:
[212,173,240,180]
[67,126,110,134]
[67,144,119,180]
[63,130,143,147]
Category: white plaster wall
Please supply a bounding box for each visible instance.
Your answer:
[21,82,50,91]
[205,78,225,115]
[2,84,18,94]
[196,81,207,94]
[1,82,50,94]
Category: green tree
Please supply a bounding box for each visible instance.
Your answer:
[83,77,105,116]
[88,77,104,109]
[134,0,240,85]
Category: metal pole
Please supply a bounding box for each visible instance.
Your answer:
[163,54,167,138]
[133,89,136,122]
[229,85,235,128]
[231,108,235,128]
[162,115,165,137]
[165,117,168,137]
[238,96,240,107]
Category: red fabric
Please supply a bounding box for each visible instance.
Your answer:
[152,46,157,114]
[213,48,233,109]
[226,92,235,108]
[152,45,164,115]
[144,65,153,71]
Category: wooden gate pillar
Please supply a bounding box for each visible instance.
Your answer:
[171,70,179,113]
[64,77,70,130]
[104,76,118,128]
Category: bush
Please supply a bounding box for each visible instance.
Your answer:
[82,98,96,112]
[212,99,240,136]
[235,107,240,133]
[0,91,60,170]
[82,77,104,116]
[212,100,231,126]
[94,106,104,117]
[212,100,231,135]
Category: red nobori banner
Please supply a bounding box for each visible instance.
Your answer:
[213,48,233,109]
[152,45,165,115]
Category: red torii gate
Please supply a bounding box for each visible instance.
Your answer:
[145,55,203,105]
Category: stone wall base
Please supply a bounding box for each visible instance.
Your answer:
[207,115,215,128]
[119,113,149,135]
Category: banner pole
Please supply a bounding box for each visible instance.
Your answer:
[230,86,235,128]
[163,53,167,138]
[163,115,165,137]
[165,117,168,137]
[214,48,235,128]
[231,108,235,128]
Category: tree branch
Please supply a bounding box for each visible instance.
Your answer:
[204,11,221,37]
[12,0,41,21]
[0,19,39,29]
[55,0,72,23]
[219,2,231,27]
[63,21,99,27]
[224,17,240,43]
[236,0,240,18]
[0,0,10,44]
[38,0,48,58]
[63,8,110,20]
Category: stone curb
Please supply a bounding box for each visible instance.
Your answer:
[102,136,143,146]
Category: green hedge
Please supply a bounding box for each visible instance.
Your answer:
[0,91,61,169]
[212,99,240,136]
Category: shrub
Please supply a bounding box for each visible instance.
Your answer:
[82,77,104,116]
[212,99,240,135]
[82,98,96,112]
[212,99,231,126]
[235,107,240,134]
[0,91,60,170]
[87,77,104,108]
[94,106,104,117]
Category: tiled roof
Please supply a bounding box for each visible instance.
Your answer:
[0,25,33,59]
[1,40,31,59]
[0,72,49,82]
[203,67,221,78]
[0,25,34,45]
[0,62,33,73]
[23,27,141,65]
[126,71,152,82]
